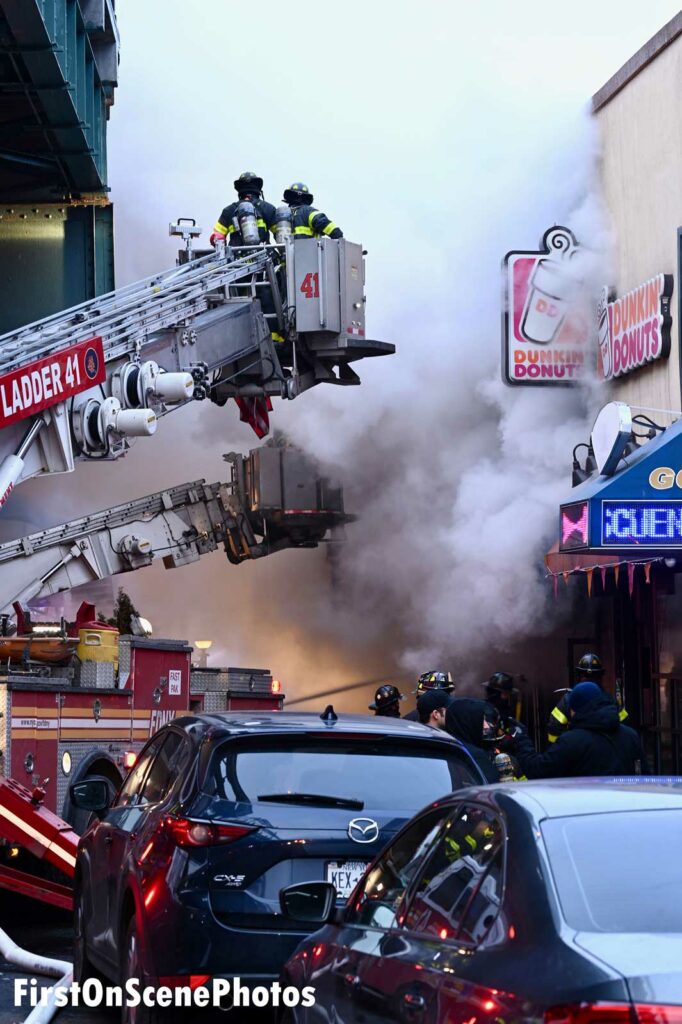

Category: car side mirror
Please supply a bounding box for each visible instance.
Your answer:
[280,882,337,924]
[69,777,112,814]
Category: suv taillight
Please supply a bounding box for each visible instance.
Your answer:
[165,817,258,847]
[546,1005,682,1024]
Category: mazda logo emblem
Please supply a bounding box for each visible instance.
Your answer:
[348,817,379,844]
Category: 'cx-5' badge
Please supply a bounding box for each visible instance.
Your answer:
[348,817,379,844]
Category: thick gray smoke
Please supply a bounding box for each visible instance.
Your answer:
[16,1,680,707]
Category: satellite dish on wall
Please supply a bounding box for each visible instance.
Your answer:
[591,402,633,476]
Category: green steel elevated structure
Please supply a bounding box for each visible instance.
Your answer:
[0,0,118,332]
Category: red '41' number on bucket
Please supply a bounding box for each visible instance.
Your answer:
[300,272,320,299]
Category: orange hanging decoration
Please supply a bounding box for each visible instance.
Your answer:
[644,562,652,584]
[614,564,620,587]
[586,568,593,597]
[627,562,635,596]
[562,571,570,586]
[600,566,607,591]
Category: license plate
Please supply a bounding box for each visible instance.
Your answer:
[326,860,368,900]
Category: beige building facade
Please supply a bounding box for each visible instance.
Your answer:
[593,13,682,416]
[554,14,682,773]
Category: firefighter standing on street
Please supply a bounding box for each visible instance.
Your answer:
[512,682,648,778]
[404,671,455,721]
[210,171,277,247]
[369,684,405,718]
[482,671,520,729]
[283,182,343,240]
[547,653,628,743]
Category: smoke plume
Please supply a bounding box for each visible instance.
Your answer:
[11,1,682,708]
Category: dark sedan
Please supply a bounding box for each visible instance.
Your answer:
[280,780,682,1023]
[70,710,485,1019]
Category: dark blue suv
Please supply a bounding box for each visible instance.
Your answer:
[72,711,485,1014]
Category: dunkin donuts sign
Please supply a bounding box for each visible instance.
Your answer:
[597,275,673,380]
[502,226,590,387]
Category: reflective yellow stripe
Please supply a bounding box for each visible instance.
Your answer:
[214,221,229,234]
[551,706,568,725]
[226,224,236,234]
[256,218,267,229]
[271,331,284,343]
[619,707,628,721]
[322,221,337,236]
[547,733,558,743]
[294,226,313,236]
[464,834,477,851]
[308,210,317,229]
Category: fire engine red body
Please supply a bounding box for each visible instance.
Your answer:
[0,610,284,909]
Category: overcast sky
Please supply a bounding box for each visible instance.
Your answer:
[66,0,682,703]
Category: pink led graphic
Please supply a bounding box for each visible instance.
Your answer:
[561,503,588,547]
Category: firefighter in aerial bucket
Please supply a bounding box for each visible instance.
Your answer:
[210,171,277,248]
[282,182,343,240]
[210,171,286,344]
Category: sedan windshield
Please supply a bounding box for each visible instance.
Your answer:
[542,809,682,933]
[206,737,478,811]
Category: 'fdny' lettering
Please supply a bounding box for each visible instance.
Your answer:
[149,708,176,735]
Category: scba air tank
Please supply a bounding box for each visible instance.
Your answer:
[273,205,292,243]
[235,201,260,245]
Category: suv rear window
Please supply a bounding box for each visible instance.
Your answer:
[542,810,682,933]
[205,737,479,811]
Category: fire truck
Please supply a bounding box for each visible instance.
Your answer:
[0,597,286,909]
[0,435,348,908]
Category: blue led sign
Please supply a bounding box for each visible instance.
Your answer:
[602,500,682,547]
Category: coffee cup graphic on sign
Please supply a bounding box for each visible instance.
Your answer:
[597,287,611,379]
[520,228,577,345]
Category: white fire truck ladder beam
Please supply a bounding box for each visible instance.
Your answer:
[0,249,270,373]
[0,446,351,614]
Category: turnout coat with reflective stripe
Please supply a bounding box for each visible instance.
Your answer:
[547,688,628,742]
[213,198,277,245]
[291,205,342,238]
[518,695,648,778]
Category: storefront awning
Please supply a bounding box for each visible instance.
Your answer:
[559,416,682,555]
[544,540,660,595]
[546,414,682,593]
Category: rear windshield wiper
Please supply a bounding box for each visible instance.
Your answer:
[257,792,364,810]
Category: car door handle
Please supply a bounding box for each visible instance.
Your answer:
[103,835,113,846]
[403,992,427,1012]
[343,973,361,990]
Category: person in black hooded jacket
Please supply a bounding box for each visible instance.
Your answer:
[512,682,649,779]
[444,698,500,783]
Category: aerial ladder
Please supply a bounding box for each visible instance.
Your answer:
[0,443,351,614]
[0,225,393,510]
[0,442,350,910]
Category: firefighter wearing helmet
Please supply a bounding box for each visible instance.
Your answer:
[210,171,277,248]
[369,684,405,718]
[283,182,343,240]
[547,653,628,743]
[482,671,520,730]
[403,671,455,721]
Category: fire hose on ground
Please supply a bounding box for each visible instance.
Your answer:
[0,925,72,1024]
